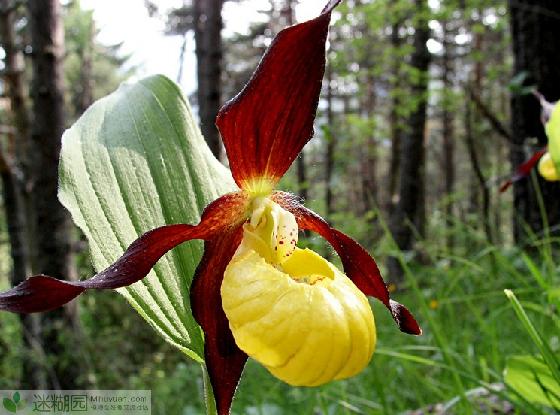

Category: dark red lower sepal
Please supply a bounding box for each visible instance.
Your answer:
[191,226,247,415]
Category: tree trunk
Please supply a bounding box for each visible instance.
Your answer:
[388,0,431,279]
[325,62,335,219]
[194,0,223,159]
[361,71,377,216]
[76,18,94,116]
[442,21,455,249]
[465,100,493,243]
[27,0,84,388]
[0,3,31,282]
[387,21,402,213]
[508,0,560,243]
[360,12,377,217]
[0,0,45,389]
[177,33,188,84]
[467,28,484,218]
[296,154,308,201]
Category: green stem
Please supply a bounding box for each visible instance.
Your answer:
[201,364,218,415]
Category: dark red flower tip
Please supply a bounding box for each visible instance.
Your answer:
[499,148,547,192]
[0,192,249,314]
[273,191,422,336]
[217,0,341,190]
[0,276,85,313]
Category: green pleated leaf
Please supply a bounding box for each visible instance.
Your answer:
[58,75,236,361]
[505,355,560,408]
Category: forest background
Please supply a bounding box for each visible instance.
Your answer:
[0,0,559,413]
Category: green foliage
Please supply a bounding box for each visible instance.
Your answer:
[0,316,21,388]
[0,239,21,388]
[504,289,560,388]
[508,71,535,96]
[58,75,236,361]
[505,355,560,408]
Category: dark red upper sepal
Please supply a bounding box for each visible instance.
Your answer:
[217,1,341,190]
[500,148,547,192]
[274,192,421,335]
[191,226,246,415]
[0,192,249,314]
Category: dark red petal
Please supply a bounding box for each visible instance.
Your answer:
[191,226,246,415]
[0,276,86,313]
[0,192,249,314]
[273,192,421,335]
[500,148,547,192]
[217,0,341,190]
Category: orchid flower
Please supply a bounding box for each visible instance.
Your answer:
[0,1,420,413]
[501,92,560,191]
[536,94,560,181]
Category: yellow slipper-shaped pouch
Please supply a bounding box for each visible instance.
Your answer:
[221,198,376,386]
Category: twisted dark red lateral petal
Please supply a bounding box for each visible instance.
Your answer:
[500,148,547,192]
[190,226,246,415]
[0,192,249,314]
[274,192,421,335]
[217,0,341,190]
